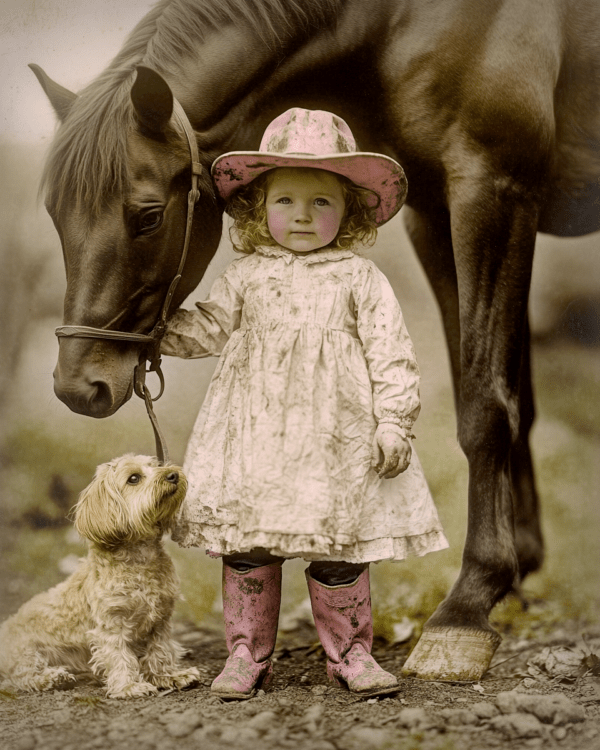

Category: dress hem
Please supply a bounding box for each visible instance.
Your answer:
[171,524,449,563]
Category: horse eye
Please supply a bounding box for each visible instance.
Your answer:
[137,209,163,234]
[127,473,142,485]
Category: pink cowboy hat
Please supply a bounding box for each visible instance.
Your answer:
[211,108,408,226]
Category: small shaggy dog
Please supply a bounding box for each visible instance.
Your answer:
[0,455,200,698]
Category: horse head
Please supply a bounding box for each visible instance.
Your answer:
[31,65,223,418]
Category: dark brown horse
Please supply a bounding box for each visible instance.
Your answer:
[31,0,600,680]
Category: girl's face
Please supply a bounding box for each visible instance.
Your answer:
[265,168,345,253]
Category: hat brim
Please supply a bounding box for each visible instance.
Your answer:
[211,152,408,227]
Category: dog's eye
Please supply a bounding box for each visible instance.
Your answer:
[127,474,142,485]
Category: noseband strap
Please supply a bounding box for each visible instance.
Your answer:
[55,327,154,343]
[55,98,201,463]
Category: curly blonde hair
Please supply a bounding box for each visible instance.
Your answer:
[227,170,379,254]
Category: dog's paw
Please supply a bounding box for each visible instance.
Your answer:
[170,667,201,689]
[107,681,159,699]
[149,667,201,690]
[17,666,76,692]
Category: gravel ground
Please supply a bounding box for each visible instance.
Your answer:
[1,617,599,750]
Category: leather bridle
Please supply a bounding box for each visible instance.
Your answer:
[55,99,202,463]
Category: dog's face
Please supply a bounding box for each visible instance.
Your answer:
[73,455,188,548]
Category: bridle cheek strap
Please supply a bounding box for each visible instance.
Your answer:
[54,98,201,464]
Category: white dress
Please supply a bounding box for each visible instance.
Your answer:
[161,245,448,563]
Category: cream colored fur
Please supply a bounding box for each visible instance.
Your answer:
[0,454,200,698]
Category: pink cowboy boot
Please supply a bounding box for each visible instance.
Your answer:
[211,562,282,700]
[306,568,399,696]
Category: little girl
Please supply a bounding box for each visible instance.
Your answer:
[161,108,448,699]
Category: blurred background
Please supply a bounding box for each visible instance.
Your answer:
[1,0,599,644]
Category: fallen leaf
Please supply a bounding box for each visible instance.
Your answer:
[528,646,590,680]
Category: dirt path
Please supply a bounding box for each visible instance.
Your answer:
[2,617,599,750]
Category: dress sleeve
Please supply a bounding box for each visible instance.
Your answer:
[160,262,244,359]
[353,259,421,430]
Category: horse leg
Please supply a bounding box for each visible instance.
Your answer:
[403,206,502,676]
[404,206,544,585]
[402,148,542,681]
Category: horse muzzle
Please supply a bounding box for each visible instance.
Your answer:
[53,339,138,418]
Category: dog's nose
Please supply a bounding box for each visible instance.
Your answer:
[166,471,179,484]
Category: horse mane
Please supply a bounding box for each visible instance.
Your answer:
[41,0,343,216]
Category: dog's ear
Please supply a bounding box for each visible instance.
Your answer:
[74,463,133,547]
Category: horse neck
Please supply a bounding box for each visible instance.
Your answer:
[159,2,389,155]
[165,25,280,151]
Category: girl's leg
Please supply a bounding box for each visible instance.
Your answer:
[211,549,284,700]
[223,548,285,571]
[308,560,368,586]
[306,562,399,696]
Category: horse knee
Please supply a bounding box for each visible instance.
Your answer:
[457,389,517,463]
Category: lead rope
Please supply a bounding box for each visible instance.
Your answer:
[55,98,202,465]
[137,372,171,465]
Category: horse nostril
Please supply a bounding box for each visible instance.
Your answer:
[87,378,112,408]
[166,471,179,484]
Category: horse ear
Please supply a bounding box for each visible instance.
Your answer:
[131,66,174,133]
[29,64,77,122]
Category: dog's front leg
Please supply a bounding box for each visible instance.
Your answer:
[140,621,201,690]
[89,624,158,698]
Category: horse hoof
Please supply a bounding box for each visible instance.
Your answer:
[402,626,501,681]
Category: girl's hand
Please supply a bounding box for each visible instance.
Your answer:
[371,425,412,478]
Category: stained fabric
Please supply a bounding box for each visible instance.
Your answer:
[161,245,448,562]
